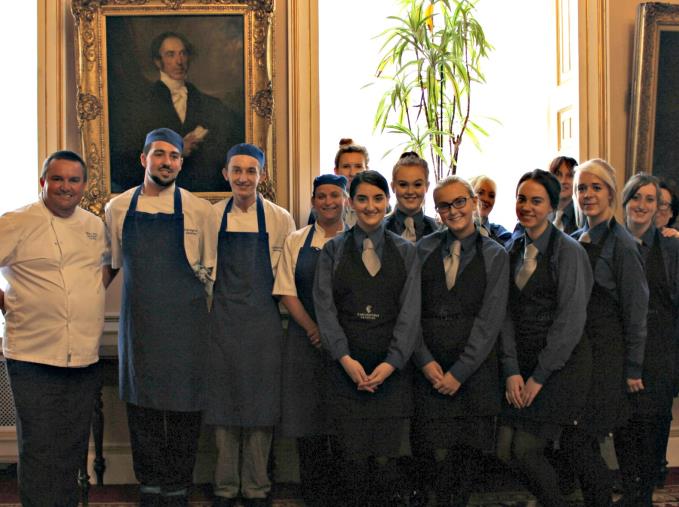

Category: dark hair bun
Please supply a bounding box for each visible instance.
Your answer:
[339,138,354,147]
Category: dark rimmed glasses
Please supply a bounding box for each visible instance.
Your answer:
[435,197,469,213]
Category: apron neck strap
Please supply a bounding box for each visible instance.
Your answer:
[128,185,182,215]
[302,225,316,249]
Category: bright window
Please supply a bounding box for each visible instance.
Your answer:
[319,0,563,229]
[0,2,38,216]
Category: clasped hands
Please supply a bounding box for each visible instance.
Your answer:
[340,356,394,393]
[505,375,543,409]
[422,361,461,396]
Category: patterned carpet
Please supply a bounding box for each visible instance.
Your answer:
[1,476,679,505]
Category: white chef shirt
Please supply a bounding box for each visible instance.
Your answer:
[0,201,108,367]
[273,223,344,297]
[213,196,296,278]
[105,184,218,291]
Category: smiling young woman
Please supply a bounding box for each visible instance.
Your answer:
[313,170,421,506]
[469,175,512,245]
[558,159,649,506]
[385,152,438,242]
[497,169,593,507]
[272,174,348,506]
[613,173,679,504]
[412,175,509,506]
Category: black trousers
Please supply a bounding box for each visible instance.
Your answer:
[560,427,612,507]
[614,417,661,505]
[126,403,202,493]
[297,435,341,507]
[6,359,102,507]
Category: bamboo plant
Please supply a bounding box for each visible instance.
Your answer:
[373,0,492,179]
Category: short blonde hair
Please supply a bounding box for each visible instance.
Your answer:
[574,158,618,212]
[433,175,475,203]
[468,174,496,194]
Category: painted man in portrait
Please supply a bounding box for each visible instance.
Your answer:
[109,31,244,193]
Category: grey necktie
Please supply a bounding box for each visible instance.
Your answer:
[554,209,564,231]
[362,238,381,276]
[443,240,461,289]
[402,216,417,242]
[515,243,538,290]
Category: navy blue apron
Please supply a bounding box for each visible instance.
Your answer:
[280,227,331,438]
[119,185,208,412]
[205,197,283,427]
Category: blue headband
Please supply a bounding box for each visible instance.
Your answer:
[313,174,347,194]
[225,143,265,169]
[144,128,184,153]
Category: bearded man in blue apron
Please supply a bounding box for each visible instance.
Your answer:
[105,128,217,506]
[206,143,295,507]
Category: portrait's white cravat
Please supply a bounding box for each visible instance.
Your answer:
[161,72,188,123]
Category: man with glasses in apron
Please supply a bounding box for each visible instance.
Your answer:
[105,128,217,506]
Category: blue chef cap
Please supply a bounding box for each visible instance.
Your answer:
[225,143,265,169]
[313,174,347,195]
[144,128,184,153]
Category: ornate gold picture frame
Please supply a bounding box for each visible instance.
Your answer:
[627,2,679,184]
[72,0,275,216]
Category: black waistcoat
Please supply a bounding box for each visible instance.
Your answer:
[579,222,632,434]
[416,232,500,418]
[504,230,592,426]
[328,228,412,419]
[633,229,675,418]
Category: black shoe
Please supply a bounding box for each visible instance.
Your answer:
[409,489,428,507]
[140,492,164,507]
[244,497,271,507]
[212,496,237,507]
[656,463,669,488]
[164,495,189,507]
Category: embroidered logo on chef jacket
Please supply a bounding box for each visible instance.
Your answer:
[357,305,380,321]
[86,232,99,240]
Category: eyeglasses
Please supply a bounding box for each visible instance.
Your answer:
[658,201,671,211]
[435,197,469,212]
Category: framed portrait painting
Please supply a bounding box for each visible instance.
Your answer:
[72,0,275,216]
[628,2,679,188]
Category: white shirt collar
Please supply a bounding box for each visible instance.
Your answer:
[160,71,186,93]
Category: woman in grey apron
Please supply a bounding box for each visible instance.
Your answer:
[561,159,648,506]
[498,169,593,507]
[274,174,347,506]
[313,170,421,507]
[615,173,679,505]
[413,176,509,506]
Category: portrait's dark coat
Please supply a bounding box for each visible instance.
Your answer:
[110,80,244,193]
